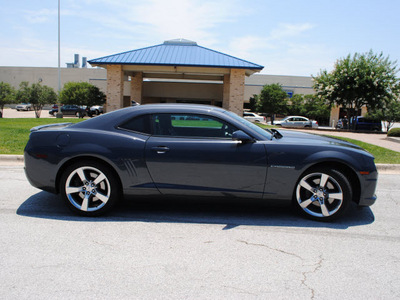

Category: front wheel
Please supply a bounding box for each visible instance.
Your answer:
[294,168,352,221]
[60,161,120,216]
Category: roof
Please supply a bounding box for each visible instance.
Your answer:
[88,39,263,71]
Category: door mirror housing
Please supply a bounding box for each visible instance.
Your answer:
[232,130,254,143]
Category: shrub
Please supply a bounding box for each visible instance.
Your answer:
[387,128,400,137]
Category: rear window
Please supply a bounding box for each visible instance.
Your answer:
[119,114,151,134]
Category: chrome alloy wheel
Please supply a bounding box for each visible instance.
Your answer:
[65,166,111,212]
[296,172,344,218]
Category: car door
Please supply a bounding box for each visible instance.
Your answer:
[298,117,308,127]
[284,117,295,127]
[62,105,72,115]
[144,113,267,198]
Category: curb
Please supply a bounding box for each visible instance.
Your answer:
[0,155,24,162]
[1,155,399,173]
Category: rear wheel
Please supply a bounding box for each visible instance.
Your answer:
[294,168,352,221]
[60,161,120,216]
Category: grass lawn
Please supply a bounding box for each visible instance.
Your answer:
[324,135,400,164]
[0,118,83,154]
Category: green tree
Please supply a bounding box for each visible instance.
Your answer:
[0,82,16,118]
[303,94,331,121]
[313,50,400,127]
[367,99,400,131]
[60,82,106,110]
[248,94,259,112]
[16,82,57,118]
[257,83,288,124]
[287,94,306,116]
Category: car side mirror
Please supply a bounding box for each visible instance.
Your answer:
[232,130,254,143]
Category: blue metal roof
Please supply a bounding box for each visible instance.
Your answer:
[88,39,263,70]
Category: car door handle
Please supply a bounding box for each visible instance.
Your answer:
[151,146,170,154]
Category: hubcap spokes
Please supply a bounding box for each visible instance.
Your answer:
[65,167,111,212]
[296,172,343,218]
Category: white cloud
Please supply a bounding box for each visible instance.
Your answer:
[269,23,315,40]
[24,8,57,24]
[81,0,243,46]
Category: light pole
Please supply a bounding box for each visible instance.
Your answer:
[56,0,63,118]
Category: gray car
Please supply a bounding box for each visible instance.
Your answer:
[16,103,32,111]
[24,104,377,221]
[275,116,318,128]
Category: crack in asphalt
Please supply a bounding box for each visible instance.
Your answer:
[301,255,324,300]
[238,239,327,299]
[237,239,303,260]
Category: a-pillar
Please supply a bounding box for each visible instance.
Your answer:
[222,69,245,116]
[106,65,124,112]
[130,72,143,104]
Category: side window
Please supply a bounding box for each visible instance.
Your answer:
[152,113,237,138]
[119,114,151,134]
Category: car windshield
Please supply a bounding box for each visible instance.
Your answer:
[225,111,273,140]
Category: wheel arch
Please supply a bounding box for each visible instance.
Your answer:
[55,155,123,194]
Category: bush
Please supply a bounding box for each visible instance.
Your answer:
[387,128,400,137]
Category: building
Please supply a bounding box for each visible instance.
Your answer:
[0,39,323,120]
[88,39,264,116]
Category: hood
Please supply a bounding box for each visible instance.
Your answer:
[276,129,365,151]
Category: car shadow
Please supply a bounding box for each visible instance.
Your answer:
[16,191,375,229]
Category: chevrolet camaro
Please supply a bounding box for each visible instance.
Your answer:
[24,104,378,221]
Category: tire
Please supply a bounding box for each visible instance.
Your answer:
[75,112,80,117]
[60,161,121,216]
[294,168,352,221]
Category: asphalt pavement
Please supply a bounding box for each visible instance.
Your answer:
[0,165,399,299]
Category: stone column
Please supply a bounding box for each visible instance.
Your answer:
[106,65,124,112]
[222,73,230,111]
[330,106,340,128]
[222,69,245,116]
[130,72,143,105]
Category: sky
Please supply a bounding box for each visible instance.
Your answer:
[0,0,399,76]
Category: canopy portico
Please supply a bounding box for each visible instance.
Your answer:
[88,39,263,115]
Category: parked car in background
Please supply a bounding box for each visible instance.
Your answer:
[274,116,318,128]
[351,116,382,131]
[243,112,266,123]
[24,104,377,221]
[49,105,86,117]
[16,103,32,111]
[90,105,103,115]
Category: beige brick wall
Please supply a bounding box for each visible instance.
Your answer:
[106,65,124,112]
[130,72,143,104]
[223,69,245,116]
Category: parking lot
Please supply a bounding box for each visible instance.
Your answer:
[0,165,399,299]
